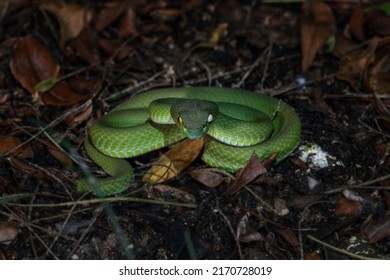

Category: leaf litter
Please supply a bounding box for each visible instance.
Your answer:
[0,0,389,260]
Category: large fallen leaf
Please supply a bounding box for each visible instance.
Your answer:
[223,153,272,196]
[0,136,33,158]
[142,138,204,185]
[337,37,390,95]
[10,36,90,106]
[301,0,335,71]
[39,0,92,47]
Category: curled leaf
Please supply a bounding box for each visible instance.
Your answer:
[301,0,335,71]
[10,36,89,106]
[142,138,204,185]
[223,153,270,195]
[190,169,230,187]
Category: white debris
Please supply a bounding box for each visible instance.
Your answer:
[298,143,344,169]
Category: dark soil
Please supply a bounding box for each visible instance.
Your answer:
[0,1,389,260]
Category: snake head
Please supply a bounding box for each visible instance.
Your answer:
[171,99,218,139]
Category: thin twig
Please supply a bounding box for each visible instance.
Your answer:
[6,196,197,209]
[0,100,92,159]
[307,234,382,260]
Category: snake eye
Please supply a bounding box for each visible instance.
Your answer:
[178,116,183,125]
[207,114,213,123]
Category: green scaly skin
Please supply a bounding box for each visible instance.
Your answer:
[76,87,301,195]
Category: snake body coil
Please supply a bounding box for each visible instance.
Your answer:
[76,87,301,195]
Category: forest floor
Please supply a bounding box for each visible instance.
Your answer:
[0,0,389,259]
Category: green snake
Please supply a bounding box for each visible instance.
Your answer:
[76,87,301,195]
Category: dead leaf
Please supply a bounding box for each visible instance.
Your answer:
[65,102,93,127]
[0,223,18,243]
[274,198,289,216]
[362,211,390,244]
[10,36,89,106]
[190,169,230,187]
[94,1,128,32]
[236,215,263,243]
[301,0,335,71]
[71,29,100,64]
[336,37,379,91]
[334,197,362,216]
[0,136,33,158]
[118,8,138,37]
[274,228,299,248]
[40,0,93,47]
[142,138,204,185]
[47,145,73,170]
[337,37,390,96]
[348,4,365,42]
[149,9,183,21]
[223,153,270,196]
[98,38,133,61]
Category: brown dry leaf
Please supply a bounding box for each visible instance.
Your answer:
[0,223,18,243]
[149,9,183,21]
[10,36,89,106]
[40,0,92,47]
[0,136,33,158]
[336,37,379,90]
[142,138,204,185]
[348,4,365,42]
[274,228,299,248]
[337,37,390,94]
[47,145,73,170]
[8,157,40,175]
[98,38,133,61]
[71,29,100,64]
[301,0,335,71]
[223,153,270,196]
[95,1,128,31]
[362,211,390,244]
[331,32,357,59]
[367,37,390,95]
[334,197,362,216]
[65,102,93,127]
[190,169,230,187]
[118,8,138,37]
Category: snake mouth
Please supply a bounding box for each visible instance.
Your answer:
[186,133,204,139]
[183,126,209,139]
[184,128,205,139]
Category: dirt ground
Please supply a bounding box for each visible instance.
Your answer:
[0,0,389,259]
